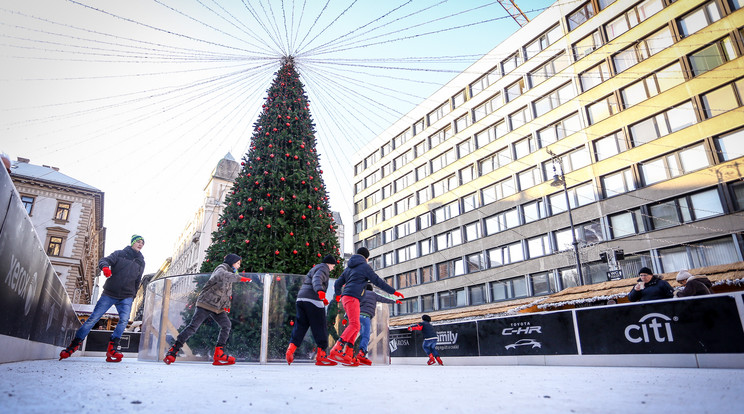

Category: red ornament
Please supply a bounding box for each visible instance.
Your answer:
[292,195,296,199]
[290,232,294,236]
[293,250,298,254]
[267,224,271,229]
[248,198,252,202]
[280,210,285,215]
[317,253,322,257]
[254,181,259,185]
[300,144,305,149]
[286,123,290,127]
[305,242,310,246]
[264,171,269,175]
[270,154,274,158]
[275,250,279,255]
[302,181,306,184]
[259,207,264,211]
[268,144,273,148]
[294,156,298,160]
[302,215,306,220]
[245,240,250,244]
[237,202,241,206]
[280,177,285,181]
[280,197,285,201]
[307,205,312,209]
[239,215,244,219]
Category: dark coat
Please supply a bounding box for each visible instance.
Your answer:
[334,254,395,300]
[676,276,713,297]
[297,263,331,302]
[409,321,437,340]
[196,263,242,313]
[627,275,674,302]
[359,290,395,318]
[99,246,145,299]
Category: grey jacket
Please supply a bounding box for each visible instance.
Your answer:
[296,263,331,302]
[196,263,242,313]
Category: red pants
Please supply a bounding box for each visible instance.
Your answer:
[340,296,360,343]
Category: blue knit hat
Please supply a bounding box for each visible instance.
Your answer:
[131,235,144,246]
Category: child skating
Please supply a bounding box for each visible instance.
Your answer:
[408,314,442,365]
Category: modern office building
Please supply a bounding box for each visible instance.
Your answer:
[351,0,744,316]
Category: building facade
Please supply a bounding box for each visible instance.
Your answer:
[10,157,105,304]
[352,0,744,316]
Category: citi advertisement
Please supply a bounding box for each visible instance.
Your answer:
[389,321,479,358]
[477,311,578,356]
[576,296,744,354]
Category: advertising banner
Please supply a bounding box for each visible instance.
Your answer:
[30,263,79,346]
[389,321,479,358]
[576,296,744,354]
[389,327,418,357]
[478,311,578,356]
[86,331,141,353]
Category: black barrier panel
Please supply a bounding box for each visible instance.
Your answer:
[577,296,744,354]
[389,322,479,358]
[0,200,47,340]
[86,331,141,352]
[478,311,578,356]
[29,263,79,346]
[0,170,12,228]
[389,328,418,357]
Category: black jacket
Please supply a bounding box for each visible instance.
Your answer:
[676,276,713,297]
[296,263,331,302]
[627,275,674,302]
[409,321,437,340]
[334,254,395,300]
[359,290,395,318]
[99,246,145,299]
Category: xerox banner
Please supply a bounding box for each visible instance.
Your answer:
[478,311,578,356]
[576,296,744,354]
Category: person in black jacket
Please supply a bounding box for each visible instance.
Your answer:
[408,314,442,365]
[355,283,400,365]
[59,235,146,362]
[329,247,404,365]
[627,267,674,302]
[285,255,338,366]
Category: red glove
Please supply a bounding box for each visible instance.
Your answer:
[395,300,402,304]
[335,295,341,303]
[407,327,412,331]
[223,307,230,313]
[102,267,112,277]
[317,291,329,306]
[394,291,404,299]
[240,277,251,282]
[342,318,348,326]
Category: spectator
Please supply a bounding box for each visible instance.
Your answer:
[627,267,673,302]
[675,270,712,297]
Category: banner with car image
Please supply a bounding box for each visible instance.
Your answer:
[477,311,578,356]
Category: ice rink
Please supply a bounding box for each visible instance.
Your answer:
[1,357,742,413]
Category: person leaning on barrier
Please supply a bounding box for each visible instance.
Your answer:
[674,270,713,298]
[627,267,674,302]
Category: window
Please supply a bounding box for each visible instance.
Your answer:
[527,234,551,258]
[715,128,744,161]
[393,150,413,170]
[436,228,462,250]
[354,162,363,176]
[559,267,582,289]
[629,101,697,146]
[534,83,575,117]
[381,141,392,157]
[428,101,451,125]
[545,147,590,179]
[658,236,739,272]
[731,0,744,10]
[470,66,500,96]
[469,284,487,305]
[463,193,479,213]
[455,113,470,133]
[397,244,417,263]
[514,136,537,159]
[688,37,736,77]
[460,165,475,185]
[605,0,664,40]
[413,119,425,135]
[21,195,34,215]
[510,107,529,132]
[354,181,363,194]
[452,89,466,108]
[649,188,723,229]
[364,170,380,188]
[549,182,595,214]
[573,31,603,61]
[420,239,432,256]
[398,270,417,288]
[383,251,395,267]
[531,272,557,296]
[731,181,744,211]
[421,266,434,284]
[415,164,428,181]
[609,209,645,238]
[641,144,710,186]
[437,260,454,280]
[554,228,576,252]
[381,163,392,178]
[522,199,547,223]
[478,147,511,175]
[602,168,636,197]
[502,52,521,74]
[538,113,581,147]
[524,25,562,60]
[398,298,419,315]
[418,212,432,230]
[472,93,501,122]
[432,175,457,197]
[620,62,685,108]
[489,242,525,266]
[568,2,595,31]
[506,78,526,102]
[613,27,674,73]
[678,1,721,37]
[482,177,516,204]
[364,191,380,209]
[47,236,63,256]
[417,187,431,204]
[365,212,380,229]
[55,202,71,222]
[415,140,428,156]
[396,218,416,238]
[490,277,528,302]
[433,200,460,223]
[701,79,744,118]
[466,253,486,274]
[594,131,627,161]
[586,94,620,125]
[475,121,508,148]
[431,149,455,173]
[485,209,520,235]
[439,288,466,309]
[579,61,611,92]
[429,126,452,148]
[365,233,382,250]
[393,129,411,149]
[382,184,392,199]
[464,221,481,242]
[395,195,415,215]
[529,52,571,87]
[518,167,542,190]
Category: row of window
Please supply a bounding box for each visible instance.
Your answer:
[21,195,71,222]
[388,235,740,315]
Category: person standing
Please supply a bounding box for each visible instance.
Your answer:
[162,254,251,366]
[59,235,146,362]
[627,267,674,302]
[408,314,442,366]
[674,270,713,297]
[330,247,404,365]
[355,283,400,365]
[285,255,338,366]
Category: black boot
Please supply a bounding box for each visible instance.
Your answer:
[59,337,83,360]
[106,337,123,363]
[163,340,183,365]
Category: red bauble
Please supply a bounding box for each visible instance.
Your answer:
[266,224,271,229]
[270,154,274,158]
[248,198,252,202]
[292,195,296,199]
[254,181,259,185]
[302,181,306,184]
[264,171,269,175]
[285,123,290,126]
[290,232,294,236]
[280,197,285,201]
[307,205,312,209]
[239,215,244,219]
[259,207,264,211]
[305,242,310,246]
[294,155,298,160]
[272,128,277,132]
[280,210,285,215]
[245,240,250,244]
[275,250,279,255]
[300,144,305,149]
[301,215,306,220]
[317,253,321,257]
[293,250,298,254]
[268,144,273,148]
[280,177,285,181]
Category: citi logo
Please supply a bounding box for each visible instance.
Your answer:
[4,254,38,315]
[625,312,676,344]
[437,331,458,345]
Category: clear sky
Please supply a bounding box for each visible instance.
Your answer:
[1,0,555,273]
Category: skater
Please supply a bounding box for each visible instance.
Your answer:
[408,314,442,365]
[162,253,251,366]
[627,267,674,302]
[355,283,400,365]
[60,235,146,362]
[285,255,338,366]
[330,247,404,365]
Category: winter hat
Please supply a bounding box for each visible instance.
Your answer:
[223,254,242,267]
[638,267,653,276]
[676,270,692,282]
[422,314,431,322]
[322,255,337,265]
[131,234,144,246]
[356,247,370,259]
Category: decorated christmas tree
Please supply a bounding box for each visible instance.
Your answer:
[200,57,342,275]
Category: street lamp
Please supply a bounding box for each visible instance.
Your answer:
[550,162,585,287]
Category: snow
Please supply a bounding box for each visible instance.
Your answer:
[1,358,742,413]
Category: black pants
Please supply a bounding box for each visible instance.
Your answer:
[290,301,328,349]
[176,307,232,346]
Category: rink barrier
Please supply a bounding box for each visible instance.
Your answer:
[0,165,81,363]
[390,292,744,368]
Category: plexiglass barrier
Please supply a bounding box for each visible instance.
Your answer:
[138,273,390,364]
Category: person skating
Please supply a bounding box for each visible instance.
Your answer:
[408,314,442,366]
[286,255,338,366]
[355,283,400,365]
[163,254,251,366]
[330,247,404,365]
[60,235,146,362]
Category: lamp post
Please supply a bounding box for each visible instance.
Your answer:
[550,161,585,287]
